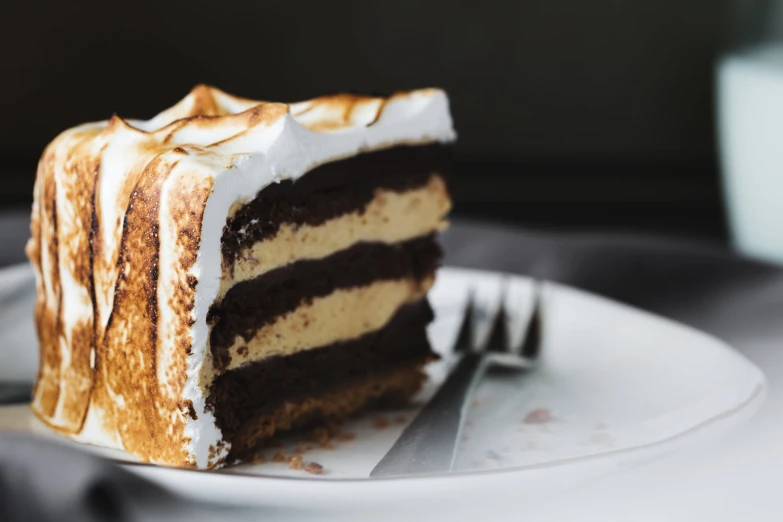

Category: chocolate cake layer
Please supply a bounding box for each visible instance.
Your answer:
[228,363,427,461]
[209,234,442,370]
[221,144,453,262]
[207,299,436,442]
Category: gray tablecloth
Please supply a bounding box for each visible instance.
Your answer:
[2,211,782,521]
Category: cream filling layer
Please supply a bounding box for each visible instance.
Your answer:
[224,276,434,371]
[217,175,450,301]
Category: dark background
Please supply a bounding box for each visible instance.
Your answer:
[1,1,741,241]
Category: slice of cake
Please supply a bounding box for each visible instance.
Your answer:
[27,85,455,468]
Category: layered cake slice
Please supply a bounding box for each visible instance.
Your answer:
[27,85,455,468]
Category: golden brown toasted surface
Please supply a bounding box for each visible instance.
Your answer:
[29,141,215,466]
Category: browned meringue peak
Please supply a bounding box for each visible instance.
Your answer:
[105,85,444,143]
[135,84,261,129]
[102,88,287,151]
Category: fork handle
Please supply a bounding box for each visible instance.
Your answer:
[370,352,489,477]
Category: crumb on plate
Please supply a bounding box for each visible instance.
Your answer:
[288,454,303,470]
[272,449,286,463]
[304,462,324,475]
[523,408,552,424]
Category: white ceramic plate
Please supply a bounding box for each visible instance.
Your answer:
[0,265,766,511]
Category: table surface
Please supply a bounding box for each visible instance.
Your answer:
[2,210,782,521]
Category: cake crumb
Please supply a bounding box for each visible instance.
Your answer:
[337,432,356,442]
[394,415,408,424]
[523,408,552,424]
[251,453,266,464]
[304,462,324,475]
[326,422,342,437]
[272,449,286,463]
[311,427,330,446]
[308,423,349,449]
[373,416,390,429]
[471,400,481,409]
[288,454,303,470]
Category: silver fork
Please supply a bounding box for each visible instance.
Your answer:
[370,277,543,478]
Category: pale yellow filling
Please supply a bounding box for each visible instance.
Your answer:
[224,277,433,371]
[218,176,450,301]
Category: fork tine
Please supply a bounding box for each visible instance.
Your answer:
[521,282,543,360]
[485,281,509,353]
[492,278,542,368]
[453,287,475,353]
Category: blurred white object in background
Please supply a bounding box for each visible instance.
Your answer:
[718,44,783,264]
